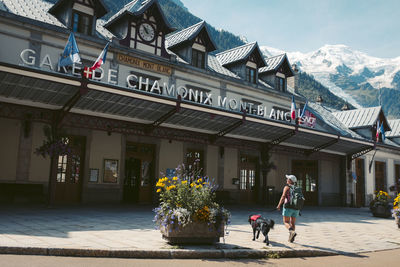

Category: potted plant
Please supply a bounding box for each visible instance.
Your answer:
[153,164,230,244]
[370,190,392,218]
[392,193,400,228]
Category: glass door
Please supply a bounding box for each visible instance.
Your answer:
[55,136,85,204]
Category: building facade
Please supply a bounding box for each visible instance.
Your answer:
[0,0,399,206]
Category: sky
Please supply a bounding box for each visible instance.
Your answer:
[180,0,400,58]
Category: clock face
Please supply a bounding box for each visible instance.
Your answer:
[138,22,155,42]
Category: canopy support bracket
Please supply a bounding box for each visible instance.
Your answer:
[305,136,340,156]
[210,111,246,143]
[146,96,181,133]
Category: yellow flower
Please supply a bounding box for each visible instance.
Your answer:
[156,183,165,188]
[173,177,178,181]
[156,189,161,193]
[197,178,202,183]
[182,181,188,184]
[190,183,195,187]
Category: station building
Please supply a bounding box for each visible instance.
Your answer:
[0,0,399,206]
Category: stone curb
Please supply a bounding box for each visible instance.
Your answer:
[0,246,339,259]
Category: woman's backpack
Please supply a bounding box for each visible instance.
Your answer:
[284,185,305,210]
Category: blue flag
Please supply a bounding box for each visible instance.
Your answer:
[59,33,81,67]
[380,122,386,141]
[300,101,308,118]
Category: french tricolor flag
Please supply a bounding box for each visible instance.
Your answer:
[291,95,296,120]
[376,121,380,141]
[90,42,110,71]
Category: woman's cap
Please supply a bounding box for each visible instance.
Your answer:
[285,174,297,183]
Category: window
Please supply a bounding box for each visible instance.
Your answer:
[246,67,256,84]
[239,155,256,190]
[191,49,205,69]
[57,155,67,183]
[72,11,92,35]
[276,77,286,92]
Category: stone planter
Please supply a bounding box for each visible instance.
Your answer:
[371,204,392,218]
[160,222,224,244]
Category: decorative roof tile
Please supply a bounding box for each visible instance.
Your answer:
[2,0,64,27]
[259,54,286,73]
[207,55,240,79]
[216,42,265,67]
[165,20,217,51]
[387,119,400,137]
[96,19,114,40]
[332,106,381,129]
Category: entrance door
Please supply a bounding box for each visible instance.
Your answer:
[375,161,386,191]
[355,158,365,207]
[292,160,318,206]
[239,155,257,204]
[55,136,85,204]
[123,143,155,204]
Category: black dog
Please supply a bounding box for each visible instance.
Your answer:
[248,215,275,245]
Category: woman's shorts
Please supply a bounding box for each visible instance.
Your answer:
[282,207,300,218]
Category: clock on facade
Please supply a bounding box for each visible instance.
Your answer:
[138,22,155,42]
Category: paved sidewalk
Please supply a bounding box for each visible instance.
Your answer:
[0,205,399,258]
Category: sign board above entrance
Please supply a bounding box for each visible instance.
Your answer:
[117,53,172,75]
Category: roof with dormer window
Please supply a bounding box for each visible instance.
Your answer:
[2,0,64,27]
[259,54,295,77]
[49,0,108,18]
[104,0,174,33]
[215,42,266,68]
[387,120,400,137]
[0,0,113,39]
[166,20,217,52]
[332,106,391,131]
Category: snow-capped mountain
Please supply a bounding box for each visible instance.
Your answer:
[260,44,400,116]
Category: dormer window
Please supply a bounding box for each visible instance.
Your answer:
[246,67,256,84]
[72,11,93,35]
[192,49,205,69]
[166,21,216,67]
[276,75,286,92]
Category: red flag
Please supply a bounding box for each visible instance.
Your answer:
[376,121,380,141]
[90,42,110,71]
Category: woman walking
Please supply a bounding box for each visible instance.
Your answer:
[276,174,299,243]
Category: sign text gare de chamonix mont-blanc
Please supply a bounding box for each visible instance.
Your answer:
[19,48,316,127]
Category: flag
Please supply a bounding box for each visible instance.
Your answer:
[59,33,81,67]
[290,95,296,120]
[300,101,308,118]
[90,42,110,71]
[376,121,380,141]
[380,122,386,141]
